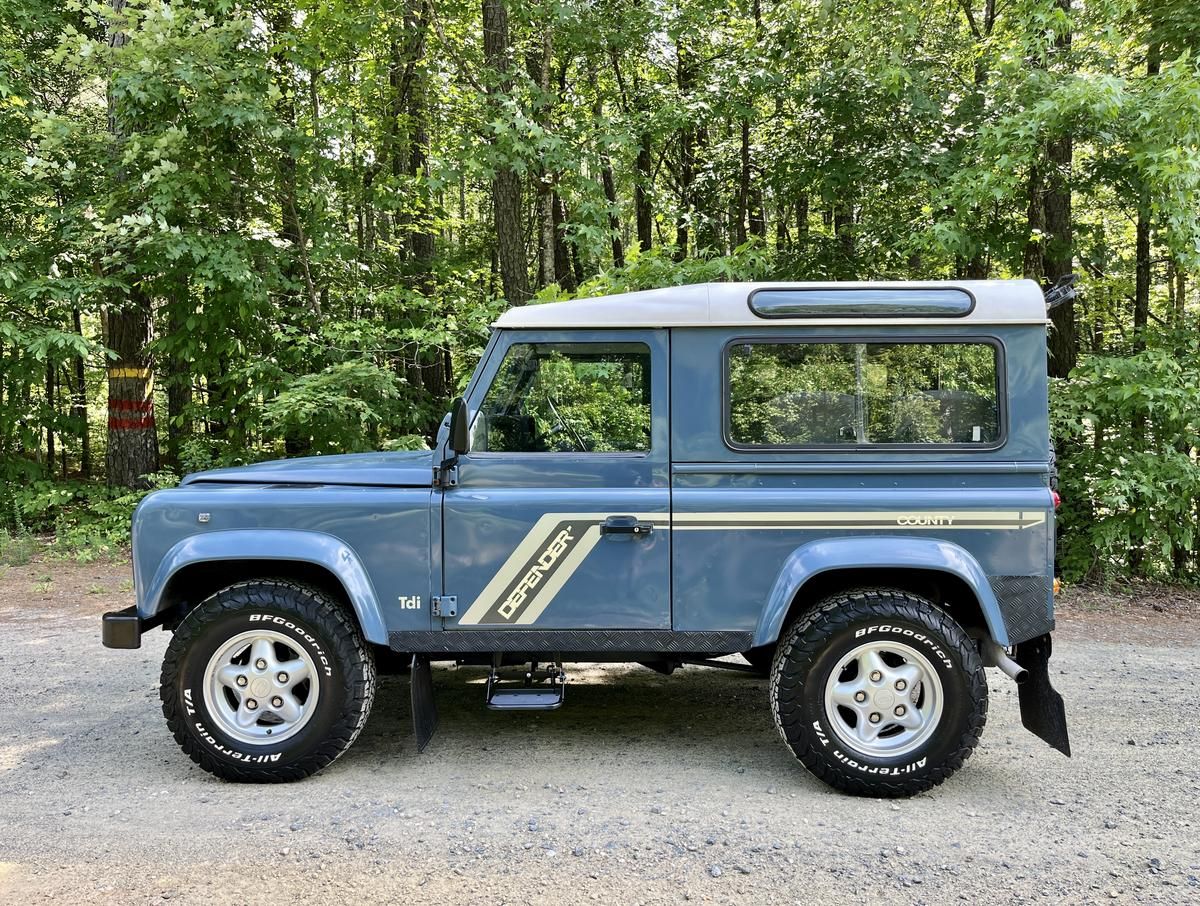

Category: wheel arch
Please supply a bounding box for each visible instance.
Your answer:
[139,530,389,645]
[752,536,1008,649]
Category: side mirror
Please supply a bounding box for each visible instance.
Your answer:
[448,397,471,455]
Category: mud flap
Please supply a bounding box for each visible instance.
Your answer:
[1013,634,1071,757]
[410,654,438,753]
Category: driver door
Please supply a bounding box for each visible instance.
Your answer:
[440,329,671,630]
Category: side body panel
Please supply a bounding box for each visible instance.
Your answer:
[132,484,434,643]
[669,324,1055,646]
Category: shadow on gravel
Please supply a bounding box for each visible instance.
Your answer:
[345,662,802,781]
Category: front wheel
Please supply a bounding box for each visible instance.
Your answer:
[160,580,376,782]
[770,588,987,797]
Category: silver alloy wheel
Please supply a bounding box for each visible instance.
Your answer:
[202,629,320,746]
[823,640,944,759]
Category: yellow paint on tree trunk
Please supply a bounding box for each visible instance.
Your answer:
[108,366,151,379]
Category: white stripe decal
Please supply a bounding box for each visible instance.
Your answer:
[515,526,604,625]
[455,509,1045,625]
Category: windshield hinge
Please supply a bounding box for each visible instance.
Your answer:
[431,596,458,619]
[433,461,458,489]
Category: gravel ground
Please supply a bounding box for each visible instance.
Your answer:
[0,558,1198,905]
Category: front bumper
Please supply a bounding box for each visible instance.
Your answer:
[102,606,165,649]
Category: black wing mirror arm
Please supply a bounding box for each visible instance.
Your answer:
[436,397,471,488]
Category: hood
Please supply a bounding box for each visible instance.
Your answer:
[180,451,434,488]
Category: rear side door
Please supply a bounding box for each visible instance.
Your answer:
[440,329,671,630]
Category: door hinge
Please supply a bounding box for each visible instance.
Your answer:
[431,596,458,619]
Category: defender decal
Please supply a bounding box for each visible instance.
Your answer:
[456,509,1044,625]
[457,512,668,625]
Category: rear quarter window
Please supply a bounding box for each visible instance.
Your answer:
[726,340,1003,448]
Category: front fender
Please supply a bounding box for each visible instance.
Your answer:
[139,529,388,645]
[752,536,1008,648]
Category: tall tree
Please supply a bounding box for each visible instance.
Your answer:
[482,0,530,304]
[104,0,158,487]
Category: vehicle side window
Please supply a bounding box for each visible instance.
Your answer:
[473,342,652,453]
[727,341,1000,447]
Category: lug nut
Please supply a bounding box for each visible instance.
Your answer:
[255,658,267,670]
[854,691,867,703]
[894,705,907,717]
[246,699,258,711]
[277,672,289,684]
[895,679,907,691]
[869,670,882,682]
[868,712,881,724]
[271,696,283,709]
[235,675,248,688]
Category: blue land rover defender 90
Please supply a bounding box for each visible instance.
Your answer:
[103,280,1070,797]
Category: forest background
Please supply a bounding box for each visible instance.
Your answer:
[2,0,1199,582]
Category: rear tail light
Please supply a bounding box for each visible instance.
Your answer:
[1051,490,1061,510]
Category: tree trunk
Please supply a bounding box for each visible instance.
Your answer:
[674,41,694,261]
[164,287,192,471]
[635,134,653,253]
[1133,43,1160,355]
[1023,162,1045,281]
[105,0,159,488]
[1044,133,1075,375]
[1133,201,1151,351]
[736,118,750,246]
[1044,0,1076,377]
[795,193,809,239]
[71,307,90,478]
[105,298,159,488]
[589,67,624,270]
[834,200,854,260]
[749,186,766,240]
[406,0,447,433]
[539,191,556,287]
[45,358,55,468]
[483,0,529,303]
[552,193,577,291]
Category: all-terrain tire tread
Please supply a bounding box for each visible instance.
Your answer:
[159,579,376,783]
[768,588,987,797]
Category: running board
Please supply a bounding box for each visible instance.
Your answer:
[486,661,566,711]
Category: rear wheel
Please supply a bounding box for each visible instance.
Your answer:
[770,588,987,797]
[160,579,376,782]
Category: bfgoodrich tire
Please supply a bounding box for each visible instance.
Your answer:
[160,580,376,782]
[770,589,987,797]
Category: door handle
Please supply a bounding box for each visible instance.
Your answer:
[600,515,654,537]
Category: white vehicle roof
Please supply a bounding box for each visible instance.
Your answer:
[493,280,1049,329]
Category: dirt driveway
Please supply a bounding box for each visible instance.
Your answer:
[1,558,1198,905]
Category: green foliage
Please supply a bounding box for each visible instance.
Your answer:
[263,361,409,455]
[0,0,1198,581]
[0,472,178,560]
[1052,329,1200,582]
[0,531,36,567]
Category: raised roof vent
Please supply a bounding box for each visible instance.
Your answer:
[748,287,975,319]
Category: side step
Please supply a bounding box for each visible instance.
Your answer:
[486,660,567,711]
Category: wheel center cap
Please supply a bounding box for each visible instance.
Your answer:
[872,689,896,709]
[250,678,271,698]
